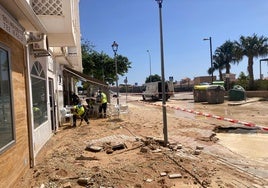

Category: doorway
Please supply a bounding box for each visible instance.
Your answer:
[49,78,56,131]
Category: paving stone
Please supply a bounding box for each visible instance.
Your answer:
[86,145,103,152]
[152,148,162,153]
[194,149,201,155]
[145,178,153,182]
[168,173,182,179]
[196,146,204,150]
[112,143,126,151]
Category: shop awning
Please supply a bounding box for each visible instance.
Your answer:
[63,66,108,88]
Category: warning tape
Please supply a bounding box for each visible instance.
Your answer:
[139,101,268,132]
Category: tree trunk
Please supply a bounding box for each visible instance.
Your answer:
[247,57,254,90]
[225,63,230,74]
[225,63,231,90]
[219,70,223,81]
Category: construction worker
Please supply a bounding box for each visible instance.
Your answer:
[98,90,107,118]
[73,100,89,126]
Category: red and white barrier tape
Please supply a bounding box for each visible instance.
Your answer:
[139,101,268,132]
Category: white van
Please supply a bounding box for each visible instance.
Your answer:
[142,81,174,101]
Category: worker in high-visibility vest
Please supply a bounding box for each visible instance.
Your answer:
[73,100,89,126]
[98,90,107,118]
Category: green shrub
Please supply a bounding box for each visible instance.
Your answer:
[255,80,268,90]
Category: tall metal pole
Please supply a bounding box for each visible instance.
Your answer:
[259,58,268,80]
[147,50,152,82]
[156,0,168,146]
[203,37,213,83]
[125,77,128,103]
[114,53,119,106]
[209,37,213,83]
[112,41,119,107]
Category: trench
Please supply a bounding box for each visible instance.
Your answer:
[213,125,268,134]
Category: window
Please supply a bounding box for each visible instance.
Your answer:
[31,61,47,128]
[0,45,15,152]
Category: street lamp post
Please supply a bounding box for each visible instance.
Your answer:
[156,0,168,146]
[203,37,213,83]
[111,41,119,107]
[259,58,268,80]
[147,50,152,82]
[124,77,128,103]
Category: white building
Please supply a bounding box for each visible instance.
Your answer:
[0,1,107,187]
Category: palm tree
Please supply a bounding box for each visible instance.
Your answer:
[208,61,223,81]
[235,34,268,89]
[212,40,241,89]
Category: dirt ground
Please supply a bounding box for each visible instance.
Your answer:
[14,93,268,188]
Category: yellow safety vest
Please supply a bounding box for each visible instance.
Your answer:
[101,92,107,104]
[74,105,85,116]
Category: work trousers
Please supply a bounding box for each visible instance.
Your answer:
[73,112,89,126]
[99,102,107,118]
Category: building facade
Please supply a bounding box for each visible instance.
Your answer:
[0,1,103,187]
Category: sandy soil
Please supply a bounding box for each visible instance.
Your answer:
[14,94,268,188]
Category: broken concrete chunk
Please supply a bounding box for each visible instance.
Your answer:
[140,146,149,153]
[194,149,201,155]
[168,144,177,150]
[168,173,182,179]
[85,145,103,152]
[77,177,89,186]
[196,146,204,150]
[170,144,183,150]
[160,172,167,176]
[145,178,153,182]
[152,148,162,153]
[112,143,126,151]
[106,149,114,154]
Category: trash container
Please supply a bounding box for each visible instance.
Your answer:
[206,85,225,104]
[228,85,246,101]
[193,85,209,102]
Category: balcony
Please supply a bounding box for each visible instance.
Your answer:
[32,0,80,47]
[0,0,46,33]
[0,0,82,71]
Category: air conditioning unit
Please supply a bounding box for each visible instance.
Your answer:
[67,47,77,56]
[32,35,48,52]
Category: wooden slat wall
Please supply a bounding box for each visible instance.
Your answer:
[0,29,30,187]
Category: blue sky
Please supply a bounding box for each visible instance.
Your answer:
[79,0,268,86]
